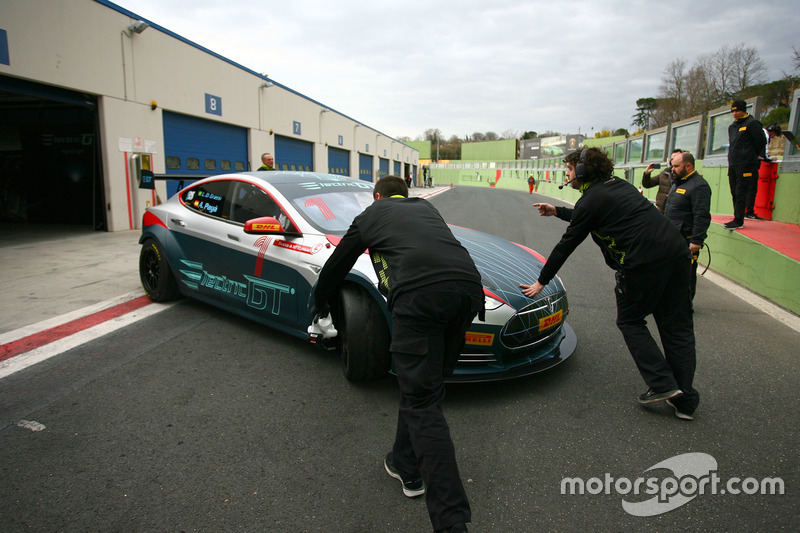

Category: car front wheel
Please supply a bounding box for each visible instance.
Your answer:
[337,285,391,381]
[139,239,180,302]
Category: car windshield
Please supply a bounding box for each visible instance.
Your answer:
[273,179,375,234]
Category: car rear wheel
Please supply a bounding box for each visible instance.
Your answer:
[139,239,180,302]
[337,285,391,381]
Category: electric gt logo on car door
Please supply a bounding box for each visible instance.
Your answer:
[179,260,294,314]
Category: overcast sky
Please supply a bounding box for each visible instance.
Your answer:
[116,0,798,140]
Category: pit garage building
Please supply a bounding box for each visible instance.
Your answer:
[0,0,419,231]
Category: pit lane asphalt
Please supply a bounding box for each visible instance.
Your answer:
[0,186,797,532]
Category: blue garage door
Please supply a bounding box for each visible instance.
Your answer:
[393,161,401,176]
[162,112,248,197]
[328,147,350,176]
[359,153,373,182]
[275,135,313,172]
[378,158,390,178]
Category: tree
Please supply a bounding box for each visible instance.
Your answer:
[423,128,442,143]
[653,44,768,124]
[657,58,687,122]
[501,129,519,140]
[729,43,767,94]
[521,131,538,139]
[539,130,561,138]
[632,97,658,129]
[484,131,499,141]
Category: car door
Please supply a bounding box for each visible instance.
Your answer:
[216,180,304,332]
[169,179,233,305]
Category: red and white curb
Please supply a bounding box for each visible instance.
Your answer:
[0,292,177,380]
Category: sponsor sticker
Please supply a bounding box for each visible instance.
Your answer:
[274,240,323,255]
[252,223,281,232]
[465,332,494,346]
[539,310,563,330]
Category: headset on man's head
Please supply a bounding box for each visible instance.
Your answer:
[575,149,588,181]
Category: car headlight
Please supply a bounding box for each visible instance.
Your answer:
[484,290,508,312]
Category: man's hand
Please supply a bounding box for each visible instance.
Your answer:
[520,281,545,298]
[533,203,556,217]
[689,243,701,255]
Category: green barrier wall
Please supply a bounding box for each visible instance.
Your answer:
[429,161,800,315]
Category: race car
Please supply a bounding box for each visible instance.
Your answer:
[139,171,576,382]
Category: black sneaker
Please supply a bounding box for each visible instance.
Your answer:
[638,388,683,404]
[666,399,694,420]
[724,220,744,230]
[384,453,425,498]
[745,212,764,220]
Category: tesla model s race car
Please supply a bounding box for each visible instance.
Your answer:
[139,171,576,382]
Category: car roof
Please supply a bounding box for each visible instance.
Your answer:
[236,171,372,187]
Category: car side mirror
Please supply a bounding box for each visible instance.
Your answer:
[243,216,301,237]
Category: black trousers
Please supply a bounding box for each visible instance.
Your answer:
[389,280,482,531]
[615,255,699,414]
[728,164,759,223]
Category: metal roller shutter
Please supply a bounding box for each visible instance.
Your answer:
[274,135,313,172]
[378,157,389,178]
[358,153,373,182]
[162,112,248,197]
[328,146,350,176]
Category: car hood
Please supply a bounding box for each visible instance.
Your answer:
[450,225,561,310]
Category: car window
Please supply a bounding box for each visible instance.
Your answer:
[290,191,373,233]
[229,181,294,230]
[181,180,231,219]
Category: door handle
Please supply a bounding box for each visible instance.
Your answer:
[170,218,185,227]
[227,234,241,242]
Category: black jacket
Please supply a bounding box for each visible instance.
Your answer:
[313,197,482,310]
[728,114,766,167]
[538,177,689,285]
[663,170,712,245]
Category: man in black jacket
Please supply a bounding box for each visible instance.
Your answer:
[726,99,766,229]
[520,148,699,421]
[312,175,481,533]
[664,151,712,300]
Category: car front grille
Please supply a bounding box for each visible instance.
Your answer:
[499,292,568,349]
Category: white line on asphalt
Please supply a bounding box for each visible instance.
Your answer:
[0,300,178,380]
[0,290,147,345]
[701,270,800,334]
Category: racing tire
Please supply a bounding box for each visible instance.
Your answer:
[139,239,180,302]
[337,285,391,382]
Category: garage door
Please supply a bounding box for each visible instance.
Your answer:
[378,158,389,178]
[162,112,248,197]
[358,153,373,182]
[0,75,104,228]
[274,135,313,172]
[393,161,401,176]
[328,147,350,176]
